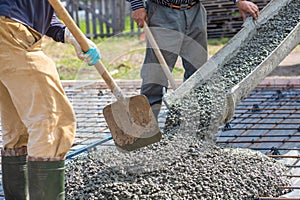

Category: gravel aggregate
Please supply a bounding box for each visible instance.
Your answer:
[65,1,299,199]
[66,134,291,199]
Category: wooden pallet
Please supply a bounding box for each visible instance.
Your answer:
[203,0,271,38]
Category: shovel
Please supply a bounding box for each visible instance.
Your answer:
[48,0,162,151]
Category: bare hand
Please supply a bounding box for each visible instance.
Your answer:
[132,8,148,28]
[237,1,260,20]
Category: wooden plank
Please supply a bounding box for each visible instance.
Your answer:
[98,0,104,36]
[105,0,110,35]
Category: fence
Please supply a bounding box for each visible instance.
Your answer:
[64,0,140,38]
[63,0,271,39]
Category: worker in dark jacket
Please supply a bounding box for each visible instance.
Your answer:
[0,1,100,199]
[127,0,260,119]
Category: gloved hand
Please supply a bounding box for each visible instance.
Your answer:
[64,27,101,66]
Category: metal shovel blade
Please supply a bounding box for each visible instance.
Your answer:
[103,95,162,151]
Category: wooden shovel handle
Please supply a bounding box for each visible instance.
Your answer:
[144,22,178,89]
[48,0,125,101]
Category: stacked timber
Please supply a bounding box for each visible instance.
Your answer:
[203,0,271,38]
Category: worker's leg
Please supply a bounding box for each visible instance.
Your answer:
[0,83,29,150]
[140,83,165,119]
[141,1,186,119]
[141,48,178,119]
[0,17,76,200]
[0,81,29,200]
[180,3,208,80]
[0,16,32,200]
[2,47,74,200]
[5,49,75,200]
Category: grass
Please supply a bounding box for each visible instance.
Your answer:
[42,35,229,80]
[78,16,139,38]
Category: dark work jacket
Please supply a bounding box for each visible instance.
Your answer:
[0,0,65,42]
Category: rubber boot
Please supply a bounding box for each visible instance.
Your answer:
[28,160,65,200]
[1,155,29,200]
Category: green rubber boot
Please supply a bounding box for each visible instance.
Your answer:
[28,160,65,200]
[1,155,29,200]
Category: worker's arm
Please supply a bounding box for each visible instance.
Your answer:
[127,0,147,28]
[234,0,260,20]
[45,14,66,42]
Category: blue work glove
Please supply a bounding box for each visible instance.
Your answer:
[64,27,101,66]
[84,47,101,66]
